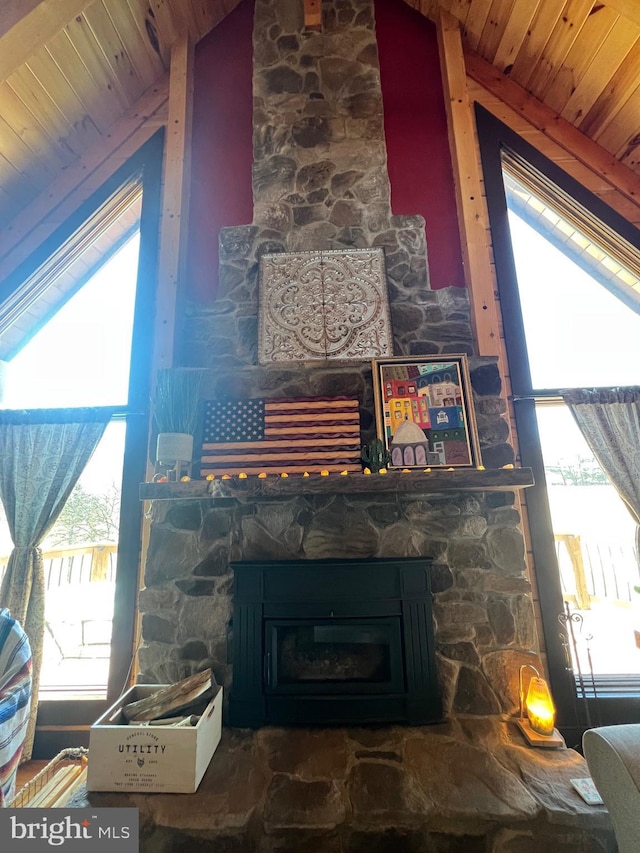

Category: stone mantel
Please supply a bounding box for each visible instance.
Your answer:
[139,467,534,503]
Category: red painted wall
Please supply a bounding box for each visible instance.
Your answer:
[187,0,254,303]
[375,0,465,289]
[187,0,464,302]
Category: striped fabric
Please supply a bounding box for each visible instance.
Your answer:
[200,397,361,476]
[0,608,32,807]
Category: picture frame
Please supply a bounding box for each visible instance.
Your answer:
[371,354,482,470]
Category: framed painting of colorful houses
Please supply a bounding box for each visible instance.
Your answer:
[371,355,482,470]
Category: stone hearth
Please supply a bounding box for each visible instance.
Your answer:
[89,719,615,852]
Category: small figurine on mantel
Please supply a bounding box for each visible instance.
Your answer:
[361,438,391,473]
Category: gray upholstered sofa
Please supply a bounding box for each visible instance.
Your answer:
[583,724,640,853]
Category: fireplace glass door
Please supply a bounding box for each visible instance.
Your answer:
[231,558,440,726]
[265,618,405,695]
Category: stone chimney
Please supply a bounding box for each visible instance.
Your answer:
[143,0,537,723]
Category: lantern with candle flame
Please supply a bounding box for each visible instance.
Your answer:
[516,664,564,748]
[525,675,555,735]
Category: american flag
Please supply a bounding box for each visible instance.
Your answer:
[199,397,361,476]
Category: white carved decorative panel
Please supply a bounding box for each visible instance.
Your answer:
[258,249,393,363]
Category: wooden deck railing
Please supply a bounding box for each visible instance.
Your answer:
[0,544,118,681]
[0,543,117,590]
[556,533,639,610]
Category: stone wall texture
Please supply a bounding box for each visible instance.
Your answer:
[139,483,533,719]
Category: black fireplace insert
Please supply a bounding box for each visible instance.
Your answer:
[229,557,441,726]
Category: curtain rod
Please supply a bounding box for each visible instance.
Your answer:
[510,392,564,402]
[511,385,640,402]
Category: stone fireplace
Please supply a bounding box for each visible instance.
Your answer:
[114,3,618,848]
[138,0,535,723]
[133,464,617,851]
[139,423,535,723]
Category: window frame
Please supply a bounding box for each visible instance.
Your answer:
[0,130,164,757]
[475,104,640,744]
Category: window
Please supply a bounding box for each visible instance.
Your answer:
[0,235,138,698]
[0,131,163,756]
[476,106,640,741]
[2,234,140,409]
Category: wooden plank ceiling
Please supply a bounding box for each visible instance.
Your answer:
[408,0,640,173]
[0,0,238,237]
[0,0,639,268]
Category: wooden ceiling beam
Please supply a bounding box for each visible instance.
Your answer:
[0,74,169,273]
[0,0,96,83]
[152,30,194,371]
[437,9,502,356]
[465,46,640,207]
[606,0,640,30]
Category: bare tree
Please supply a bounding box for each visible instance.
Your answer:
[48,482,121,546]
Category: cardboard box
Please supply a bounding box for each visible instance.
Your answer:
[87,684,222,793]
